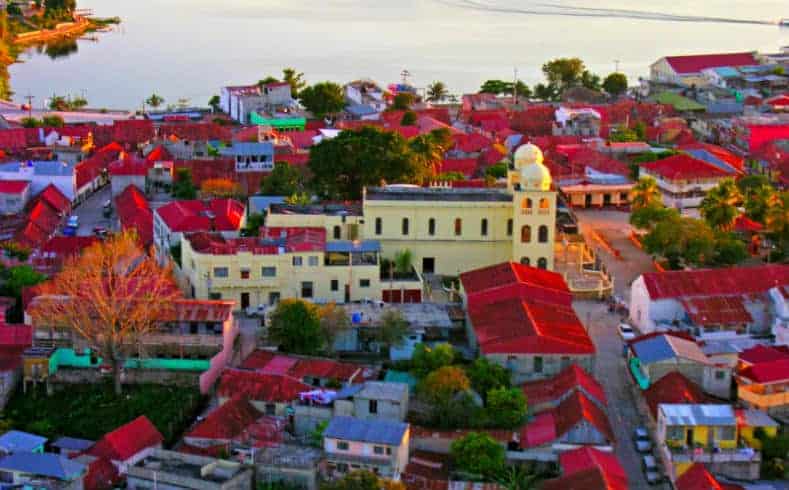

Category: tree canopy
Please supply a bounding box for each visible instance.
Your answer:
[411,343,455,378]
[268,299,325,355]
[282,67,306,97]
[419,366,470,403]
[450,432,506,478]
[486,387,527,428]
[172,168,197,199]
[261,162,303,196]
[602,72,628,96]
[308,126,429,200]
[426,81,448,102]
[298,82,345,118]
[700,178,742,231]
[466,358,510,400]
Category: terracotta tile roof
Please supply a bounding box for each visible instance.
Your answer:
[521,364,606,408]
[87,416,163,462]
[163,299,234,323]
[216,369,311,403]
[643,372,708,418]
[641,265,789,300]
[641,154,729,180]
[0,180,29,193]
[461,263,594,356]
[675,463,743,490]
[663,52,758,75]
[187,397,261,440]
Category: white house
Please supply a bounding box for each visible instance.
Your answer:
[649,52,758,87]
[629,265,789,341]
[0,161,77,202]
[0,180,30,215]
[639,154,731,210]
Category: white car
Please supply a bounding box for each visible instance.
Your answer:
[618,323,636,341]
[642,455,662,485]
[66,215,79,228]
[634,427,653,453]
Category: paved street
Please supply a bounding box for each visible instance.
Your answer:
[573,209,665,490]
[70,185,114,236]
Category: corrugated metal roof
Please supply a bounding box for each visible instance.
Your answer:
[325,240,380,253]
[324,416,408,446]
[356,381,408,402]
[658,404,735,426]
[0,452,84,480]
[0,431,47,452]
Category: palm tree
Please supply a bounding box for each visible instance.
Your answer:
[409,134,444,182]
[145,93,164,109]
[394,249,413,275]
[631,176,662,210]
[496,465,540,490]
[282,67,306,97]
[426,81,449,102]
[700,178,742,231]
[766,191,789,253]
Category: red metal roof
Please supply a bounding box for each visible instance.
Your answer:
[145,145,173,162]
[81,456,120,490]
[438,158,477,178]
[738,345,789,365]
[88,416,163,462]
[240,350,371,383]
[159,123,232,142]
[522,411,557,447]
[156,199,244,233]
[541,468,625,490]
[680,143,745,172]
[641,265,789,300]
[0,325,32,347]
[641,154,729,180]
[675,463,743,490]
[643,372,708,418]
[738,359,789,384]
[680,296,753,326]
[521,364,606,408]
[31,236,99,274]
[216,369,311,403]
[115,185,153,247]
[663,52,758,75]
[557,447,627,490]
[0,180,29,194]
[461,263,595,356]
[37,184,71,213]
[554,391,615,443]
[187,397,262,440]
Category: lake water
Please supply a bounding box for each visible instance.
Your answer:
[9,0,789,110]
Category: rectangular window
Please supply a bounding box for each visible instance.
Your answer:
[240,268,250,279]
[301,281,314,298]
[293,256,303,266]
[373,446,384,455]
[308,256,319,267]
[533,356,543,373]
[715,370,726,380]
[369,399,378,414]
[213,267,228,278]
[666,426,684,441]
[454,218,462,236]
[481,219,488,236]
[507,219,513,236]
[375,218,382,235]
[337,441,349,451]
[209,292,222,300]
[402,218,409,236]
[715,426,735,441]
[359,279,371,288]
[331,279,339,291]
[428,218,436,236]
[262,267,276,277]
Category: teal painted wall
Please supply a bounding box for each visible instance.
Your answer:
[50,349,210,373]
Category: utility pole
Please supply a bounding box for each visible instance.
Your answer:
[23,94,34,119]
[614,59,621,73]
[513,66,518,105]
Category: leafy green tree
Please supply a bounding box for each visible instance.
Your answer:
[602,72,628,96]
[309,420,328,448]
[243,213,265,237]
[513,80,531,100]
[282,67,306,97]
[257,76,279,88]
[400,110,417,126]
[208,95,221,112]
[630,203,679,231]
[411,343,455,378]
[580,70,601,91]
[49,95,68,111]
[172,168,197,199]
[738,175,774,223]
[391,92,415,111]
[308,126,426,200]
[41,115,64,127]
[20,118,42,128]
[284,192,311,206]
[268,299,325,355]
[643,216,716,269]
[479,80,510,94]
[298,82,345,118]
[486,387,527,428]
[450,432,505,478]
[419,366,470,404]
[541,57,586,90]
[608,125,639,142]
[496,465,540,490]
[713,233,748,266]
[261,162,303,196]
[319,302,350,354]
[437,171,466,181]
[467,358,510,399]
[533,83,560,101]
[700,178,742,231]
[145,93,164,109]
[767,191,789,254]
[426,81,448,102]
[70,96,87,109]
[486,161,509,179]
[1,265,46,322]
[409,133,445,181]
[394,249,413,275]
[375,310,409,349]
[631,176,662,210]
[320,470,379,490]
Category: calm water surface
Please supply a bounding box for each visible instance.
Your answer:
[10,0,789,109]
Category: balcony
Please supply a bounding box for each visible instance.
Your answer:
[662,445,760,464]
[521,208,533,215]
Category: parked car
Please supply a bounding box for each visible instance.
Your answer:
[634,427,652,453]
[66,215,79,228]
[62,226,76,237]
[642,455,661,485]
[92,226,108,237]
[618,322,636,341]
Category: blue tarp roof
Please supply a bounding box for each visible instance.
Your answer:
[324,416,408,445]
[345,103,379,117]
[0,453,84,480]
[248,196,286,214]
[325,240,381,253]
[0,161,75,176]
[219,142,274,156]
[713,67,740,78]
[684,149,737,174]
[0,431,47,453]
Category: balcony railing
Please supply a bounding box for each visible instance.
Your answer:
[663,445,760,464]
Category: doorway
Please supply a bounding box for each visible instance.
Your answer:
[240,292,250,310]
[584,194,592,207]
[344,284,350,303]
[422,257,435,275]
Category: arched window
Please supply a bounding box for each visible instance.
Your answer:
[520,257,530,265]
[538,225,549,243]
[333,225,341,240]
[521,225,532,243]
[402,218,409,236]
[454,218,462,236]
[428,218,436,236]
[481,218,488,237]
[521,197,533,214]
[506,219,513,236]
[375,217,382,235]
[539,198,550,213]
[537,257,548,269]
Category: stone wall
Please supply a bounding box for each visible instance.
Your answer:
[52,367,201,387]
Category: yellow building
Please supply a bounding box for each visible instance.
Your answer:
[657,403,762,482]
[180,227,422,309]
[735,409,779,450]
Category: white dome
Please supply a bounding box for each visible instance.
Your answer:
[514,143,551,191]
